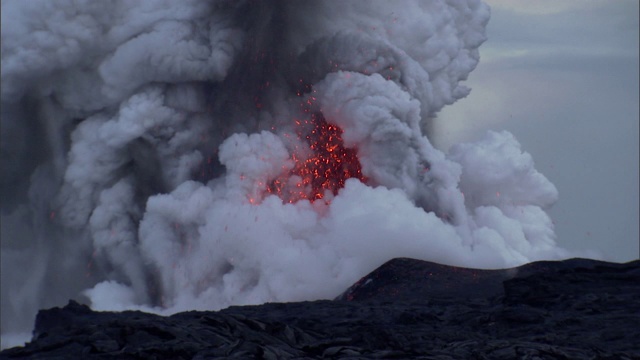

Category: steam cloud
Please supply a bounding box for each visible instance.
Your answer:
[1,0,568,346]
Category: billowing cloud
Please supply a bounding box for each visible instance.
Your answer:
[1,0,568,347]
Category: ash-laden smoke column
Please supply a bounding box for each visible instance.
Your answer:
[1,0,567,341]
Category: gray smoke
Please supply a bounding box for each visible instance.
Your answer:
[1,0,567,348]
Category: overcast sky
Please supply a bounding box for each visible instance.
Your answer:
[437,0,639,262]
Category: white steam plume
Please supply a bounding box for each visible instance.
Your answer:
[1,0,569,347]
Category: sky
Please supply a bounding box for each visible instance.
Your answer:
[436,0,639,262]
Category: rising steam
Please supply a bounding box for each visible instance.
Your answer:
[1,0,568,346]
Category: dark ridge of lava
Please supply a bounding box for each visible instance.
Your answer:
[2,257,639,359]
[335,257,632,301]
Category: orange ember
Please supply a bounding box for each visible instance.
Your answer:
[268,113,366,203]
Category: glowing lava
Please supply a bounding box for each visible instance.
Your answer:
[268,113,366,203]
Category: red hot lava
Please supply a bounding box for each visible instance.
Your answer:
[268,113,366,203]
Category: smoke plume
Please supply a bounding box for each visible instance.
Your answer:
[1,0,568,346]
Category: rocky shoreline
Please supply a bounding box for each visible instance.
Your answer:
[2,257,639,359]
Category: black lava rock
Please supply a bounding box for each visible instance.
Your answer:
[2,258,639,359]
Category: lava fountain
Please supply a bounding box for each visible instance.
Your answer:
[268,112,366,203]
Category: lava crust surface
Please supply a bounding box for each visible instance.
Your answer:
[2,257,639,359]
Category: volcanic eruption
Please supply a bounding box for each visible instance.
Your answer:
[1,0,569,347]
[267,112,366,203]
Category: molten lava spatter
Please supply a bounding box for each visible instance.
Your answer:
[269,113,366,203]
